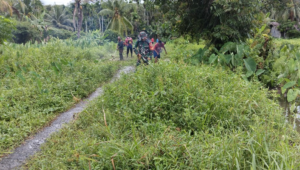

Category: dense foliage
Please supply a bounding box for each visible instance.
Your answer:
[0,16,15,44]
[2,0,300,169]
[155,0,261,47]
[278,21,300,38]
[12,21,41,43]
[26,63,300,169]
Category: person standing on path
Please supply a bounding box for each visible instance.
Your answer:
[127,37,133,58]
[153,40,167,63]
[134,31,152,66]
[117,36,124,60]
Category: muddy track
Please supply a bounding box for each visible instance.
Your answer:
[0,66,135,170]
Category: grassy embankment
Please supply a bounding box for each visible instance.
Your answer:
[274,38,300,46]
[25,40,300,169]
[0,39,135,155]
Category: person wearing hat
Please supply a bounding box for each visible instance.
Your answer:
[133,31,152,66]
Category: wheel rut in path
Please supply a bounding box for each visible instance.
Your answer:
[0,66,135,170]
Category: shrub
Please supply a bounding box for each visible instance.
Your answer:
[12,22,41,44]
[47,28,74,39]
[104,29,119,42]
[287,30,300,39]
[0,16,15,44]
[26,62,300,169]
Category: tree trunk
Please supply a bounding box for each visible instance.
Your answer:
[74,0,83,38]
[73,2,77,31]
[144,9,146,25]
[98,17,102,32]
[102,16,104,32]
[85,19,87,32]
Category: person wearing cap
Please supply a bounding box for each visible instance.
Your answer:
[117,36,124,60]
[134,31,152,66]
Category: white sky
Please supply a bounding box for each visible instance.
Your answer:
[41,0,73,5]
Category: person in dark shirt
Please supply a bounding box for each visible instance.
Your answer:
[117,36,124,60]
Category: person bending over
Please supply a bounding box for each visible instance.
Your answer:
[153,40,167,63]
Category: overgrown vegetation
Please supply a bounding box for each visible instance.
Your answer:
[2,0,300,169]
[0,16,15,44]
[26,63,300,169]
[0,38,131,154]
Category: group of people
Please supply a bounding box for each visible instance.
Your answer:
[117,31,167,66]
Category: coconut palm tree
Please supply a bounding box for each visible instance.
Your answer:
[0,0,26,17]
[99,0,135,36]
[270,0,300,22]
[45,5,74,31]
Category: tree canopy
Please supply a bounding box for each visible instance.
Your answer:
[155,0,261,47]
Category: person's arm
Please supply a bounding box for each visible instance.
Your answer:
[163,46,167,54]
[163,44,167,54]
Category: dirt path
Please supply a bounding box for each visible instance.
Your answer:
[0,66,135,170]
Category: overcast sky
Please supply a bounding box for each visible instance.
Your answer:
[41,0,73,5]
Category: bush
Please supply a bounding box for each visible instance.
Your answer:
[12,22,41,44]
[26,63,300,169]
[104,29,119,42]
[287,30,300,38]
[47,28,74,39]
[0,16,15,44]
[278,21,300,38]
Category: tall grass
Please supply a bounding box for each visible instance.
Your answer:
[0,39,128,154]
[26,62,300,169]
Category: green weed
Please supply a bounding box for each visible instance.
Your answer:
[0,39,132,154]
[26,62,300,169]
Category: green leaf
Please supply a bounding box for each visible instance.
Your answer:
[244,58,257,73]
[246,71,254,78]
[287,89,298,102]
[281,81,296,94]
[224,54,232,64]
[256,69,265,76]
[209,54,218,64]
[290,103,296,113]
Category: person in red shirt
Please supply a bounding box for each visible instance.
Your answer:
[126,37,133,58]
[153,40,167,63]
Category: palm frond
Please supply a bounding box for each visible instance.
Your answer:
[122,3,136,13]
[122,16,133,34]
[99,9,114,16]
[16,0,26,13]
[0,0,13,15]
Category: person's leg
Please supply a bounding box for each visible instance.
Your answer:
[119,49,123,60]
[136,60,141,66]
[127,47,129,58]
[130,47,133,58]
[156,54,161,63]
[153,51,158,63]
